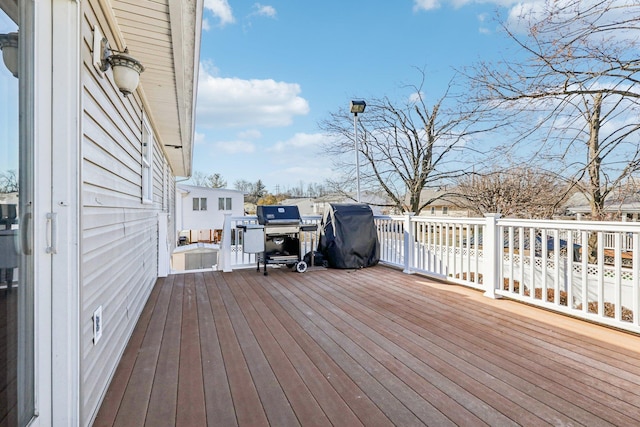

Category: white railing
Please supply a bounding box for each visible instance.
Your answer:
[495,218,639,333]
[220,212,640,334]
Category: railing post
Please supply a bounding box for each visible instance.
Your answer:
[483,213,501,299]
[221,213,232,272]
[403,212,415,274]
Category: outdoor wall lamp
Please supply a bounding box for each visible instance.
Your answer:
[98,37,144,96]
[350,100,366,202]
[0,32,18,78]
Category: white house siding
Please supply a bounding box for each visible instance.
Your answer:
[80,2,171,424]
[177,185,245,233]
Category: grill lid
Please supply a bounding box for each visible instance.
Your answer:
[257,205,302,225]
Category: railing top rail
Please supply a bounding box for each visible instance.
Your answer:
[374,215,487,225]
[410,216,487,225]
[497,218,640,232]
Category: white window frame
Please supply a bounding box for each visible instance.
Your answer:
[162,160,168,211]
[141,117,153,204]
[193,197,207,211]
[218,197,232,211]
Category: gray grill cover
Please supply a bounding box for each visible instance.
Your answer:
[318,203,379,269]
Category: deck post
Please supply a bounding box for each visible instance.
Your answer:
[158,212,170,277]
[403,212,415,274]
[483,213,501,299]
[221,213,233,272]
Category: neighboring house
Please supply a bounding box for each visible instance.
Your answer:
[277,192,393,217]
[566,191,640,221]
[0,1,202,426]
[280,192,394,217]
[176,184,245,243]
[413,189,476,217]
[278,197,321,216]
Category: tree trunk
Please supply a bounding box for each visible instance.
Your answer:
[587,93,603,263]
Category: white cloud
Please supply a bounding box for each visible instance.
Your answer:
[252,3,277,18]
[413,0,441,12]
[196,67,310,128]
[268,133,326,153]
[212,140,256,154]
[268,165,335,185]
[194,132,206,144]
[408,91,423,104]
[200,60,220,77]
[238,129,262,139]
[201,18,210,31]
[204,0,235,26]
[505,1,545,33]
[414,0,528,13]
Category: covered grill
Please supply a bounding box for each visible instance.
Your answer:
[250,205,316,275]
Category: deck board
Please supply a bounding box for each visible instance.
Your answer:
[144,274,182,427]
[177,273,207,426]
[195,272,237,427]
[94,266,640,427]
[358,272,640,424]
[207,272,269,427]
[92,275,165,427]
[229,271,365,427]
[225,272,332,426]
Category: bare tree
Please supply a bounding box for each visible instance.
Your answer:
[319,71,497,215]
[189,171,227,188]
[233,179,252,193]
[206,173,227,188]
[189,171,209,187]
[455,166,572,219]
[0,170,18,193]
[467,0,640,220]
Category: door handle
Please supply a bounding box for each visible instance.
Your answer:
[20,212,32,255]
[46,212,57,254]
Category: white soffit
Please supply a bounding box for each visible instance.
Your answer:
[108,0,202,177]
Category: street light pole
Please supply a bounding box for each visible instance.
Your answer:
[353,112,361,203]
[350,100,366,203]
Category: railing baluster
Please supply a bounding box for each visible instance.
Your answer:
[217,213,640,333]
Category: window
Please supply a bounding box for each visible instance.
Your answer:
[141,118,153,203]
[162,160,168,211]
[1,2,36,422]
[442,206,449,215]
[218,197,232,210]
[193,197,207,211]
[430,207,435,215]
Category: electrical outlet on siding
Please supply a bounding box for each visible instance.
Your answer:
[93,306,103,345]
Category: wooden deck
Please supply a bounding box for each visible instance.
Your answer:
[93,265,640,426]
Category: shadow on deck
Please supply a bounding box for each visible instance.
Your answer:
[94,265,640,426]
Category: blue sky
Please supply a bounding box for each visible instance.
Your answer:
[193,0,528,192]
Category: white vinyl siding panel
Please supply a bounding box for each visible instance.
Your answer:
[79,2,175,424]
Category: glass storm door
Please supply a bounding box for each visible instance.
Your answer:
[0,0,35,425]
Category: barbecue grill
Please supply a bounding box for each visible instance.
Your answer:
[252,205,316,275]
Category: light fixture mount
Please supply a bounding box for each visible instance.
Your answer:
[99,37,144,97]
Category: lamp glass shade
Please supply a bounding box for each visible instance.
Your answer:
[2,45,18,78]
[0,32,18,78]
[350,100,366,114]
[108,52,144,96]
